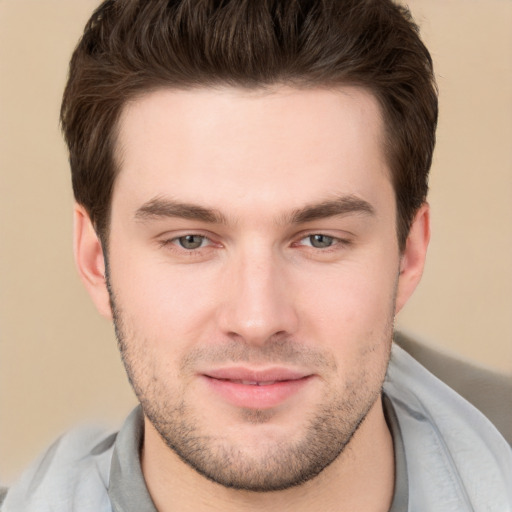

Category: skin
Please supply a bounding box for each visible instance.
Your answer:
[74,86,430,511]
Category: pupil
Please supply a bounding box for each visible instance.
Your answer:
[311,234,333,248]
[180,235,203,249]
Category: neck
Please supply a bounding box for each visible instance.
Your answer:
[141,396,395,512]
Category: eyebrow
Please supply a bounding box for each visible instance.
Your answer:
[134,194,375,225]
[288,195,375,224]
[135,197,227,224]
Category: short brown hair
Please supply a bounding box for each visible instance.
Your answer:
[61,0,437,250]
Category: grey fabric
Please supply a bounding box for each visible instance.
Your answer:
[0,489,7,507]
[385,344,512,510]
[1,425,113,511]
[108,408,157,512]
[394,331,512,444]
[384,394,409,512]
[2,344,511,511]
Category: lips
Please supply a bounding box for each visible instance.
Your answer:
[201,367,313,409]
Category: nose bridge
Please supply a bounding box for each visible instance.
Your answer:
[218,240,298,344]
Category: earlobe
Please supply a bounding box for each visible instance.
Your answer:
[395,203,430,315]
[73,204,112,319]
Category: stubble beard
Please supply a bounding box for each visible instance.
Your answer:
[107,276,393,492]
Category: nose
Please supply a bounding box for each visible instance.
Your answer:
[216,245,299,345]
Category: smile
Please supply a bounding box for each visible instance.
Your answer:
[201,368,314,409]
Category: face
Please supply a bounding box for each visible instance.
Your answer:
[99,86,409,490]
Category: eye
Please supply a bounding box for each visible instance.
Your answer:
[304,234,336,249]
[175,234,208,250]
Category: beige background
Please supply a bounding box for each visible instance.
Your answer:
[1,0,511,484]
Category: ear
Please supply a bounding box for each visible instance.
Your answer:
[73,204,112,319]
[395,203,430,315]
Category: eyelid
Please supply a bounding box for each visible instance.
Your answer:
[155,229,353,253]
[157,230,221,250]
[293,230,353,247]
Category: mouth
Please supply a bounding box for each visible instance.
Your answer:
[219,379,281,386]
[200,368,314,409]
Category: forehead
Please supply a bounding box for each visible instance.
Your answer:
[112,86,392,218]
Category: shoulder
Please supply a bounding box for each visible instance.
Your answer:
[385,343,512,511]
[1,425,116,512]
[394,330,512,443]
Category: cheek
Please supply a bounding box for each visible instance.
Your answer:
[296,258,398,330]
[292,254,397,379]
[109,249,222,345]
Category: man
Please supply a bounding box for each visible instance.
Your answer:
[2,0,511,511]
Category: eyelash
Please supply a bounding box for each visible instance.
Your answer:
[295,233,351,250]
[158,232,351,255]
